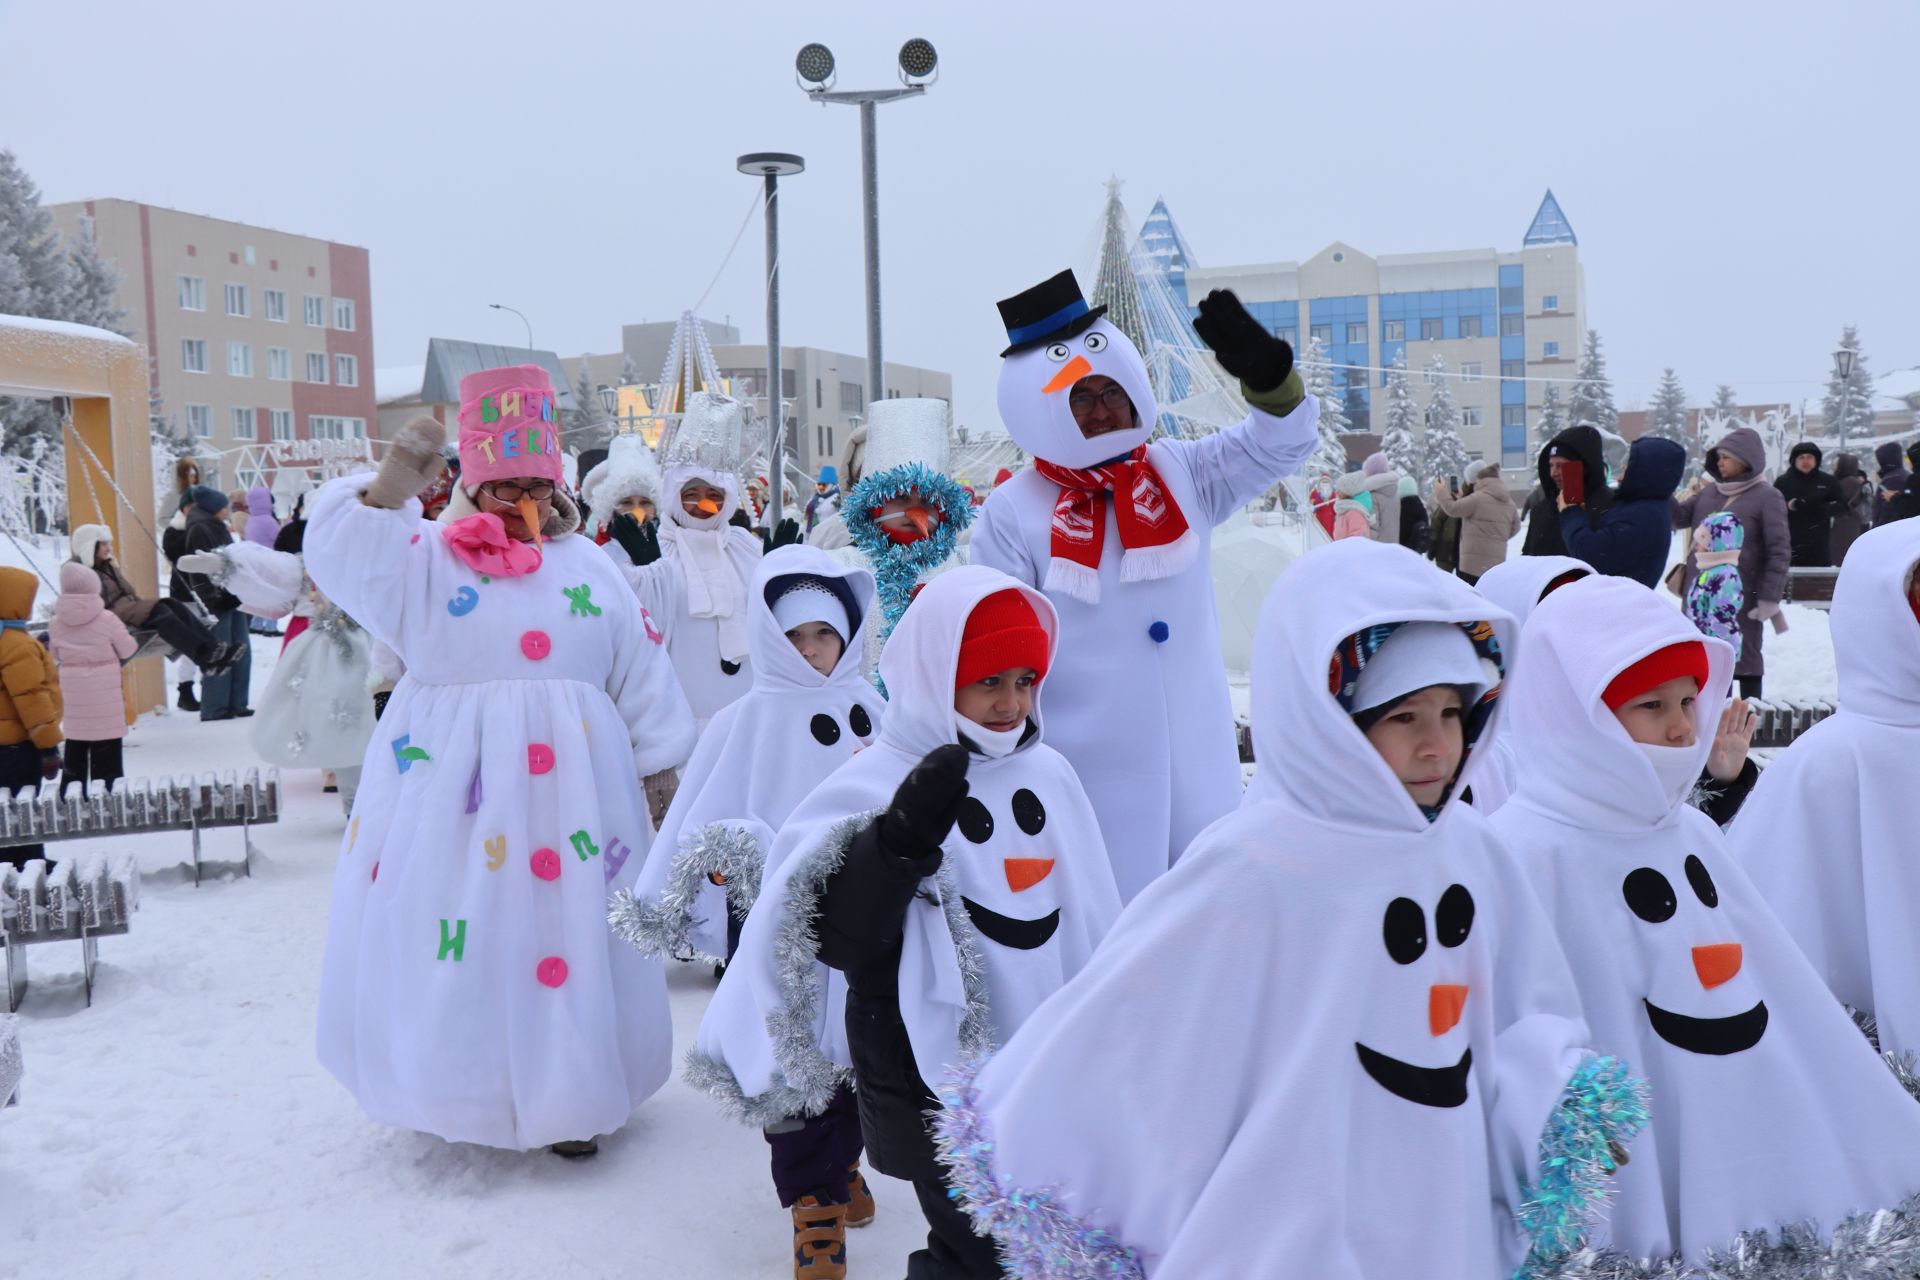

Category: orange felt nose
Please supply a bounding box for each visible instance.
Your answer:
[1693,943,1743,989]
[696,498,721,514]
[1430,984,1468,1037]
[1003,858,1054,893]
[1041,354,1094,395]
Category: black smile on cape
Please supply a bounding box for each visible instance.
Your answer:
[961,897,1060,950]
[1355,1043,1472,1108]
[1643,998,1769,1055]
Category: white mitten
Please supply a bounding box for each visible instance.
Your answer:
[363,416,448,509]
[176,551,227,577]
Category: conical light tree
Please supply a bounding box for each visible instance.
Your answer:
[1089,176,1150,360]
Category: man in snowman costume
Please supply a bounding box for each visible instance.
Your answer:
[971,270,1319,901]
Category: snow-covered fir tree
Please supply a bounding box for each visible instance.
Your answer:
[567,359,607,449]
[1420,356,1467,486]
[1710,385,1739,418]
[1568,329,1618,435]
[62,218,127,335]
[1379,351,1423,484]
[1534,382,1565,455]
[1300,336,1351,479]
[1820,326,1876,451]
[619,352,641,388]
[1645,368,1689,444]
[0,148,74,319]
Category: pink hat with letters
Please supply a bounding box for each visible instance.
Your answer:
[457,365,565,489]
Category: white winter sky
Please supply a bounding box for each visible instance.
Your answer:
[2,0,1914,431]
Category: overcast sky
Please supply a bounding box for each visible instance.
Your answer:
[4,0,1914,432]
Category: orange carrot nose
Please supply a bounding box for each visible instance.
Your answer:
[696,498,721,515]
[515,497,544,546]
[1693,942,1743,989]
[1430,984,1469,1037]
[905,507,932,536]
[1003,858,1054,893]
[1042,354,1094,395]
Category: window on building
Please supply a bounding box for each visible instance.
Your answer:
[1502,405,1527,428]
[1500,314,1524,336]
[185,404,211,437]
[827,426,834,456]
[840,381,864,414]
[817,425,825,455]
[306,352,328,383]
[265,347,290,380]
[815,378,822,410]
[1382,320,1405,341]
[1458,314,1483,339]
[230,407,254,439]
[225,283,248,317]
[1346,322,1367,344]
[244,245,256,266]
[1501,360,1525,379]
[310,415,342,440]
[304,295,325,326]
[1310,324,1332,345]
[227,342,252,377]
[181,338,207,373]
[1461,406,1484,427]
[1275,326,1297,346]
[783,369,796,399]
[1542,294,1559,312]
[178,276,205,311]
[270,409,294,441]
[1419,318,1443,341]
[264,289,287,322]
[334,354,359,387]
[1460,361,1483,381]
[1543,341,1560,358]
[332,298,356,331]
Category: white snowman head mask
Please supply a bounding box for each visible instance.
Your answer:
[995,270,1157,470]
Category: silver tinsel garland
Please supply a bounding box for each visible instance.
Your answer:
[0,1013,22,1107]
[933,859,997,1064]
[1549,1189,1920,1278]
[606,823,764,967]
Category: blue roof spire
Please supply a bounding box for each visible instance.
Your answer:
[1522,189,1577,247]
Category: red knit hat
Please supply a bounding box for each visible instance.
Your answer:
[1602,641,1710,711]
[955,589,1050,689]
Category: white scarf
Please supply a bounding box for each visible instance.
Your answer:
[666,508,750,662]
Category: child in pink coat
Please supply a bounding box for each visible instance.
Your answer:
[47,561,137,795]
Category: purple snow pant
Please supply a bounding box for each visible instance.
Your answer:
[764,1082,864,1207]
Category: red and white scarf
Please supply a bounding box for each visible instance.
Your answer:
[1033,445,1197,604]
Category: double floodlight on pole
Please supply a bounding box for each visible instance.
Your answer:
[739,151,806,537]
[796,39,938,408]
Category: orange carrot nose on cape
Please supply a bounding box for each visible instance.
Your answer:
[1003,858,1054,893]
[1693,942,1743,989]
[1042,354,1093,395]
[1429,984,1469,1037]
[696,498,722,515]
[516,497,544,546]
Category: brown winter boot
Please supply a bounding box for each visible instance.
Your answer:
[790,1195,848,1279]
[845,1160,876,1228]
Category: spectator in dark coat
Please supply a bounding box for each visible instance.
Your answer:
[1672,426,1790,699]
[1560,434,1686,588]
[1428,482,1463,574]
[176,486,253,722]
[1873,441,1911,526]
[1830,452,1872,565]
[1395,475,1431,556]
[1773,442,1847,567]
[1522,425,1612,558]
[1889,441,1920,524]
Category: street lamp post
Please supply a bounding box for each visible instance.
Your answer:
[1833,346,1857,449]
[738,152,806,536]
[796,39,938,408]
[488,302,533,352]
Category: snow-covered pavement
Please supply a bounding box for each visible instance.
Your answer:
[0,642,929,1279]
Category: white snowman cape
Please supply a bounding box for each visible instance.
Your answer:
[970,315,1319,903]
[193,539,376,771]
[687,565,1122,1128]
[614,545,883,965]
[304,475,698,1150]
[613,463,762,728]
[1733,520,1920,1059]
[1467,554,1593,814]
[934,540,1635,1280]
[1490,572,1920,1273]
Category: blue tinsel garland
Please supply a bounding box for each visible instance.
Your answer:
[1514,1053,1652,1280]
[842,462,973,688]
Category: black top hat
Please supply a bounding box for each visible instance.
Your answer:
[997,269,1108,357]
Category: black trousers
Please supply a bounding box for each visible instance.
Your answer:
[144,599,217,664]
[763,1082,864,1208]
[0,741,46,867]
[61,739,124,796]
[1738,675,1763,700]
[908,1176,1004,1279]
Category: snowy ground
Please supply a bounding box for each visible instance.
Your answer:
[1,636,930,1280]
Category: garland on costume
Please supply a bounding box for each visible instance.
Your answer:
[1513,1053,1650,1280]
[933,1062,1145,1280]
[843,463,973,686]
[1549,1189,1920,1278]
[608,822,764,968]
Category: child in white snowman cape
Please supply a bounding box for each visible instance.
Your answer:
[692,565,1121,1279]
[935,539,1647,1280]
[1732,520,1920,1061]
[304,365,697,1157]
[1489,572,1920,1273]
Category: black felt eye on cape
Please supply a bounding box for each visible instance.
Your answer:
[1436,884,1474,948]
[1623,868,1677,923]
[1012,789,1046,836]
[809,714,841,746]
[849,704,873,738]
[1383,898,1427,965]
[957,797,994,844]
[1684,854,1719,908]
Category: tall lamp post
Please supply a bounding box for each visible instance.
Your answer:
[487,302,533,352]
[738,151,805,535]
[1833,345,1857,449]
[795,39,937,408]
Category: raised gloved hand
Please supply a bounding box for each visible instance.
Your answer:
[363,415,448,510]
[729,509,753,531]
[176,551,228,577]
[762,518,801,553]
[1192,289,1294,393]
[874,744,972,866]
[609,513,661,566]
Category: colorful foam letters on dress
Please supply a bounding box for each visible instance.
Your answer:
[485,835,506,871]
[601,837,632,884]
[564,584,602,617]
[438,918,467,961]
[570,829,600,862]
[393,734,430,772]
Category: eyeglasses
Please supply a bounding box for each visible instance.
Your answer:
[481,480,555,502]
[1068,384,1133,418]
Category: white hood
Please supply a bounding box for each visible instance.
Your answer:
[1830,519,1920,726]
[70,523,112,569]
[580,434,664,534]
[995,317,1156,470]
[1473,555,1591,632]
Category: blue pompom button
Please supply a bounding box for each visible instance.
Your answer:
[1148,621,1171,643]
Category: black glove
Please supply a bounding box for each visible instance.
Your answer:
[729,509,753,530]
[608,513,661,566]
[40,750,61,781]
[875,744,971,866]
[1192,289,1294,393]
[762,517,801,553]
